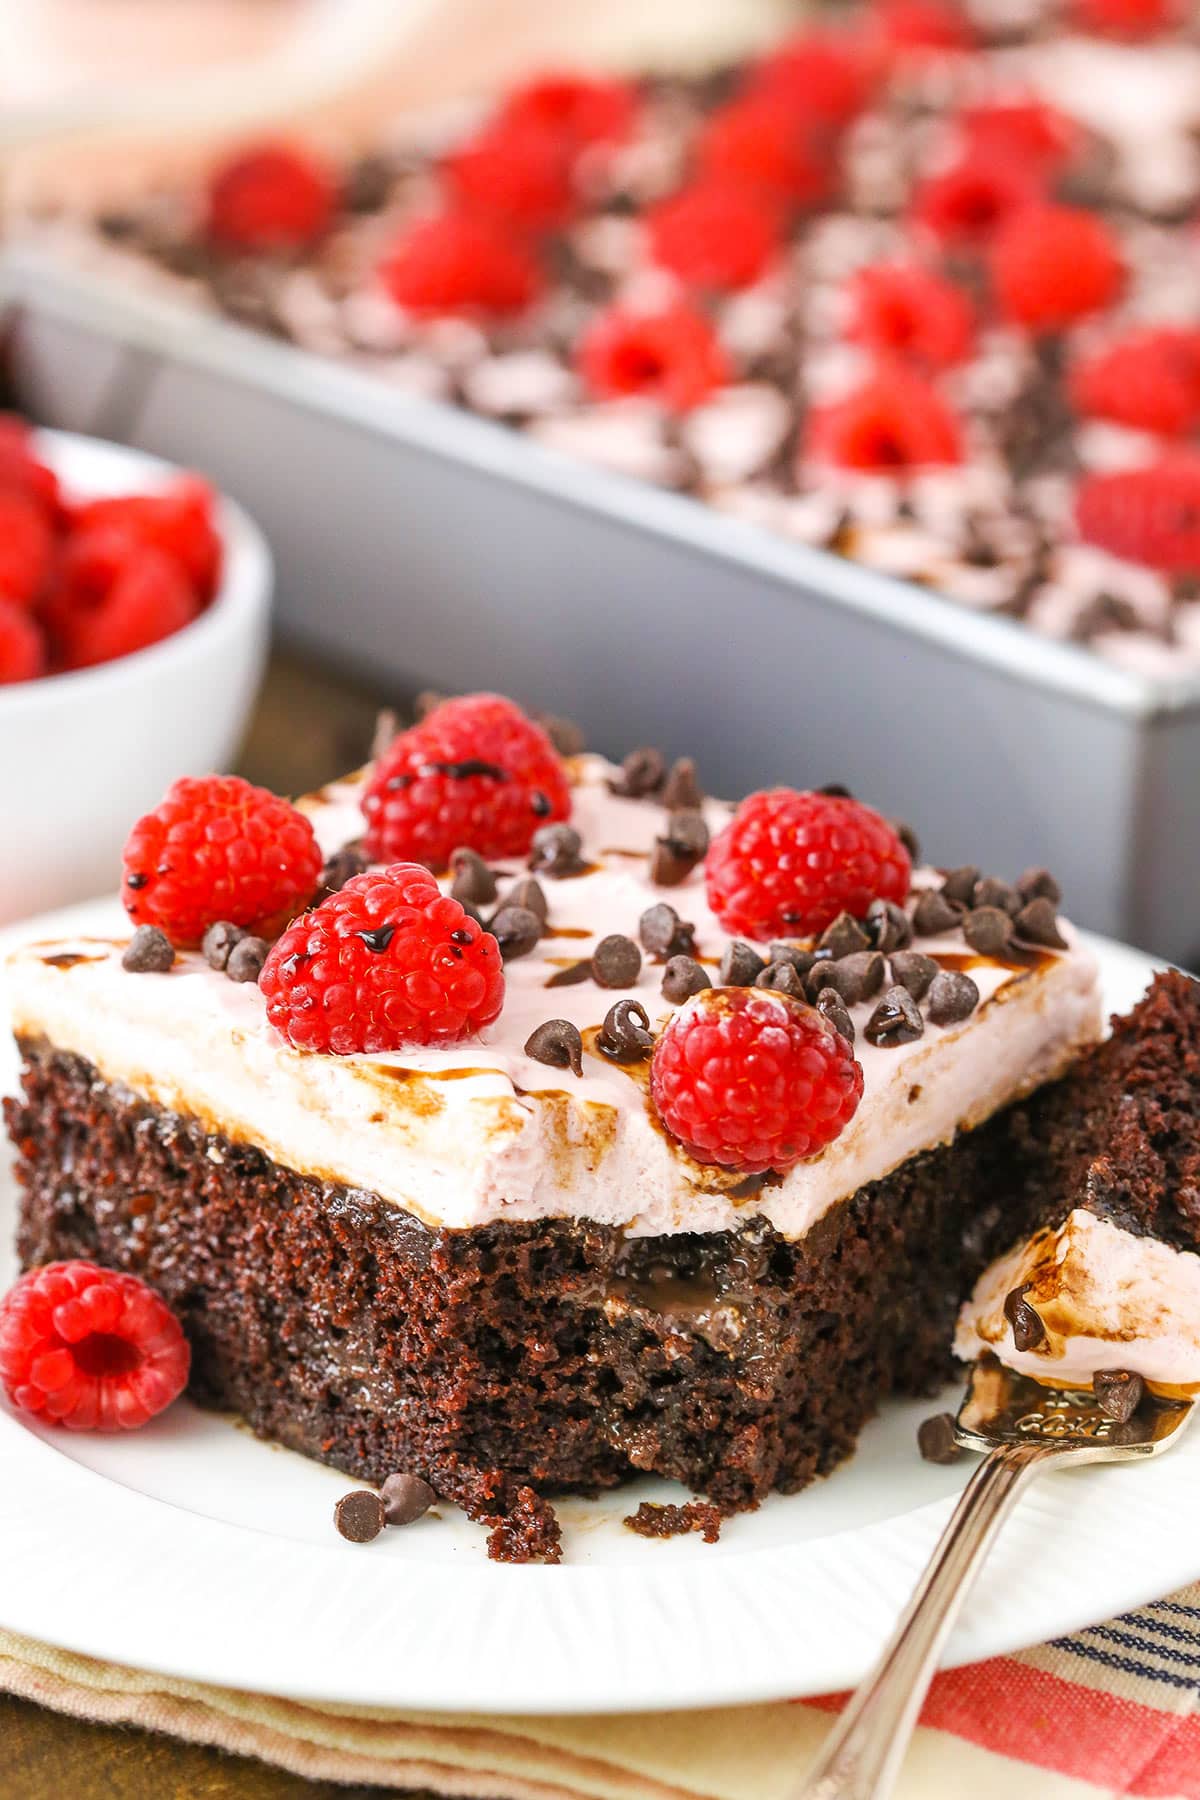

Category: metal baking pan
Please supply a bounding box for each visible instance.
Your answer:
[5,245,1200,967]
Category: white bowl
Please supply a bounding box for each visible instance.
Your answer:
[0,430,272,925]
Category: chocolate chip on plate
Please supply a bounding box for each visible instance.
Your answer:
[502,876,548,924]
[597,998,654,1062]
[608,746,666,798]
[864,898,912,953]
[940,866,980,906]
[639,902,695,960]
[912,890,964,936]
[1003,1283,1046,1352]
[1013,896,1068,949]
[662,955,711,1003]
[592,933,642,988]
[889,951,939,1000]
[926,969,980,1026]
[226,936,269,983]
[1093,1369,1145,1425]
[917,1412,962,1465]
[202,919,244,971]
[334,1489,385,1543]
[524,1018,584,1077]
[818,911,870,959]
[662,757,702,811]
[865,985,925,1047]
[489,905,543,961]
[529,824,585,877]
[320,845,370,895]
[962,906,1014,958]
[719,940,765,987]
[122,926,175,974]
[1017,867,1062,907]
[450,846,498,906]
[380,1471,436,1528]
[755,961,806,999]
[815,987,854,1043]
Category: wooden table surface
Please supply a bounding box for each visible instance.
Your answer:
[3,649,460,1799]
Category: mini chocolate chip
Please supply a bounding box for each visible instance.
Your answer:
[720,940,765,987]
[815,987,854,1043]
[536,713,585,757]
[1018,867,1062,907]
[963,906,1014,957]
[917,1413,962,1465]
[371,708,402,759]
[1093,1369,1145,1424]
[450,846,498,906]
[358,924,396,953]
[755,961,806,999]
[502,876,548,923]
[202,920,244,971]
[524,1018,583,1076]
[912,890,965,936]
[122,926,175,974]
[529,824,585,877]
[818,951,885,1006]
[865,984,924,1047]
[380,1471,436,1527]
[597,998,653,1061]
[662,955,711,1003]
[609,746,665,798]
[320,845,370,894]
[226,936,268,983]
[889,951,939,1000]
[639,902,695,960]
[1003,1283,1046,1352]
[650,809,710,887]
[894,821,921,863]
[334,1490,385,1543]
[662,757,702,810]
[973,876,1020,916]
[1013,896,1068,949]
[818,911,870,958]
[817,782,854,798]
[926,969,980,1026]
[941,866,980,905]
[865,898,912,953]
[592,933,642,988]
[489,905,543,961]
[766,942,817,976]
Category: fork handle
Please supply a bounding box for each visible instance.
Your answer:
[789,1440,1062,1800]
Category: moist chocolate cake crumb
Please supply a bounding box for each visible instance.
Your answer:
[623,1499,733,1544]
[486,1486,563,1564]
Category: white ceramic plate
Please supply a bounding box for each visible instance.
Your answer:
[1,905,1196,1716]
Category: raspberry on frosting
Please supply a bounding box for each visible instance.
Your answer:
[990,204,1124,333]
[577,303,730,411]
[705,787,912,939]
[869,0,976,60]
[0,489,55,610]
[1069,328,1200,438]
[697,96,837,209]
[0,1260,190,1431]
[912,154,1042,245]
[0,599,45,684]
[844,264,974,369]
[1075,459,1200,573]
[206,141,337,252]
[748,30,874,124]
[646,180,782,293]
[650,987,864,1173]
[362,692,571,868]
[122,774,323,946]
[260,862,506,1054]
[958,99,1079,176]
[495,73,638,151]
[380,209,544,317]
[445,122,579,232]
[1070,0,1181,36]
[805,366,963,473]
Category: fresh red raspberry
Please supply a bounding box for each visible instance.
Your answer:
[445,122,578,232]
[646,180,781,292]
[1075,458,1200,572]
[706,787,912,939]
[206,140,336,252]
[380,209,543,317]
[260,863,505,1054]
[697,96,837,209]
[0,599,46,684]
[990,204,1124,333]
[805,366,963,473]
[122,774,323,946]
[63,548,198,671]
[1070,0,1180,35]
[578,303,730,411]
[958,100,1079,177]
[912,154,1042,246]
[0,415,62,519]
[0,489,56,610]
[869,0,975,60]
[845,264,974,369]
[73,478,223,603]
[0,1261,190,1431]
[1069,328,1200,438]
[650,987,864,1173]
[748,31,874,125]
[496,74,638,152]
[362,693,571,868]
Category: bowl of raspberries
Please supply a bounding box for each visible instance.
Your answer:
[0,417,271,924]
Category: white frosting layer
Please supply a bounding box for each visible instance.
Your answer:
[7,756,1103,1239]
[955,1209,1200,1390]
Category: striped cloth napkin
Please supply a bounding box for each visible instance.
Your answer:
[2,1587,1199,1798]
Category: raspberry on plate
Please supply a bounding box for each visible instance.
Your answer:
[380,209,544,318]
[706,787,912,939]
[844,263,974,369]
[805,366,963,472]
[495,74,638,151]
[362,692,571,868]
[0,1260,189,1431]
[990,204,1124,333]
[62,547,198,671]
[445,121,579,232]
[206,140,337,252]
[0,489,55,611]
[1075,458,1200,573]
[697,96,837,209]
[122,774,323,946]
[650,986,864,1173]
[260,862,506,1054]
[0,599,46,684]
[646,180,782,293]
[578,303,730,411]
[1069,328,1200,439]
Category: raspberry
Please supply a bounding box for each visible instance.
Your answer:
[496,74,638,151]
[959,100,1078,176]
[650,987,863,1173]
[0,489,55,609]
[206,140,336,252]
[73,478,223,603]
[912,154,1042,245]
[1069,328,1200,438]
[805,366,963,473]
[0,599,45,684]
[0,1261,189,1431]
[870,0,975,60]
[1071,0,1180,35]
[1075,459,1200,573]
[577,303,730,411]
[362,693,571,868]
[445,122,578,232]
[697,96,837,208]
[259,863,505,1054]
[122,774,323,946]
[748,32,873,125]
[0,415,62,519]
[646,180,781,292]
[990,204,1124,333]
[63,548,197,670]
[380,210,543,317]
[705,787,912,939]
[844,264,974,369]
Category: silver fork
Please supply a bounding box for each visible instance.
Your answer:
[790,1354,1194,1800]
